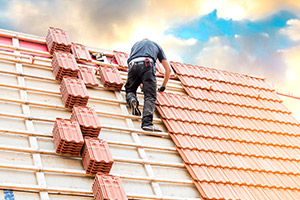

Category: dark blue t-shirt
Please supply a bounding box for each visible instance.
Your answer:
[127,39,167,64]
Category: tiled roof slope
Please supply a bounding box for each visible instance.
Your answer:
[156,61,300,199]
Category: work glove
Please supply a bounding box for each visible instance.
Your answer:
[158,85,166,92]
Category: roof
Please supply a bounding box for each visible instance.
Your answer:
[0,28,201,200]
[154,62,300,199]
[0,27,300,200]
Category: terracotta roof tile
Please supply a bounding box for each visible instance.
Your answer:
[98,65,123,90]
[82,137,113,175]
[155,62,300,199]
[92,173,127,200]
[60,77,89,109]
[51,51,79,81]
[52,118,84,156]
[78,66,99,87]
[171,134,199,150]
[155,60,176,76]
[70,105,101,138]
[113,51,129,68]
[71,42,92,62]
[46,27,71,54]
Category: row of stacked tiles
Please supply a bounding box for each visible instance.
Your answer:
[156,92,295,125]
[157,106,300,135]
[171,61,273,91]
[47,27,127,199]
[52,103,126,199]
[179,75,280,101]
[52,109,126,198]
[47,27,92,61]
[163,119,300,148]
[48,28,123,90]
[194,180,300,200]
[52,51,98,86]
[53,119,112,170]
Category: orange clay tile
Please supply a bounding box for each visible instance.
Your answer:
[81,137,113,175]
[60,77,89,109]
[70,105,101,138]
[71,42,92,62]
[78,66,99,87]
[46,27,71,54]
[92,173,127,200]
[155,60,176,76]
[155,61,300,199]
[52,118,84,156]
[98,65,123,90]
[51,51,79,81]
[113,51,129,68]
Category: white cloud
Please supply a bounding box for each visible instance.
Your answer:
[160,34,200,62]
[194,37,256,74]
[280,45,300,95]
[280,19,300,41]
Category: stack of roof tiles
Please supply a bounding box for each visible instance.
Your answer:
[92,174,127,200]
[52,118,84,156]
[51,51,79,81]
[78,66,99,87]
[98,65,123,90]
[113,51,128,68]
[71,42,92,62]
[47,27,126,199]
[60,77,89,109]
[46,27,71,54]
[155,61,300,199]
[71,105,101,138]
[82,137,114,175]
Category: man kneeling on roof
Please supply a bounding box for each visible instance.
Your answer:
[125,38,171,132]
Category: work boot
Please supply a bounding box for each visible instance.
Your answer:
[129,98,141,116]
[142,125,162,132]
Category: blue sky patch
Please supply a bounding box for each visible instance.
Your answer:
[166,9,297,42]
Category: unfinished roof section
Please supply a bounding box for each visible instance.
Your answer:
[0,28,201,200]
[156,61,300,199]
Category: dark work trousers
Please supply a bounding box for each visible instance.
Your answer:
[125,61,157,127]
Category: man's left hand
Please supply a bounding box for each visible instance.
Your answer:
[158,85,166,92]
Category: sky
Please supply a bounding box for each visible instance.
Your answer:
[1,0,300,118]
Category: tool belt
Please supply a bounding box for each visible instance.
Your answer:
[129,57,154,67]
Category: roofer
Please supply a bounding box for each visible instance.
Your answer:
[125,38,171,132]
